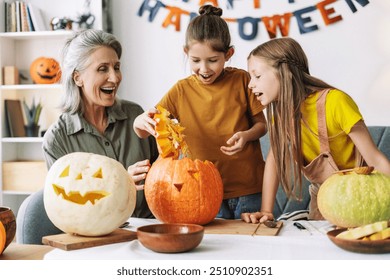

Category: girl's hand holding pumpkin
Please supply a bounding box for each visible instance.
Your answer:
[220,132,247,156]
[127,159,151,190]
[133,108,159,138]
[241,211,274,224]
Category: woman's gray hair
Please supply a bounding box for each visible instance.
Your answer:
[60,29,122,114]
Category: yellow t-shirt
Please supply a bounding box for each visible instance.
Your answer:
[301,89,363,169]
[157,67,266,199]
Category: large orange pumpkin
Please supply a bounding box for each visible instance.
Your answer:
[144,157,223,225]
[146,106,223,225]
[30,57,61,84]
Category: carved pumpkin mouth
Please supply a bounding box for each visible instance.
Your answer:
[52,184,109,205]
[37,72,58,80]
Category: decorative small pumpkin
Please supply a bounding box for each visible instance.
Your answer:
[44,152,137,236]
[144,157,223,225]
[318,170,390,228]
[0,206,16,255]
[0,221,6,254]
[30,57,61,84]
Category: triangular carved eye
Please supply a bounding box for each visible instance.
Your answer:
[188,169,200,181]
[92,168,103,179]
[75,173,83,180]
[59,165,70,177]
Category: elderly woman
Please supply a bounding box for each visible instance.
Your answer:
[16,29,158,244]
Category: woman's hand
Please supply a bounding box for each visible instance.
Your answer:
[220,131,248,156]
[127,159,151,190]
[241,211,274,224]
[133,108,159,138]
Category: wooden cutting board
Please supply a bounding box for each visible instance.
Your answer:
[42,228,137,251]
[204,219,283,236]
[42,220,282,251]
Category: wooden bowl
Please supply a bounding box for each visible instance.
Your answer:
[327,228,390,254]
[0,206,16,255]
[137,224,204,253]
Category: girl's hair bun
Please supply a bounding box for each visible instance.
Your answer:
[199,5,223,17]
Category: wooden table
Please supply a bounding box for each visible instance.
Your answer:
[43,219,390,260]
[0,243,53,260]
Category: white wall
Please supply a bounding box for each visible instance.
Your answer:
[112,0,390,126]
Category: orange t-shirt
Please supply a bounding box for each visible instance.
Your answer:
[157,67,266,199]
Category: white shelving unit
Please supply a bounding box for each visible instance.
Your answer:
[0,0,104,215]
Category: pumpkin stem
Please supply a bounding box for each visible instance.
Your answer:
[335,166,375,175]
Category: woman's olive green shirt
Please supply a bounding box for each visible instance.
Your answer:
[42,99,159,218]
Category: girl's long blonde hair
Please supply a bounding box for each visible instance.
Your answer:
[248,37,334,199]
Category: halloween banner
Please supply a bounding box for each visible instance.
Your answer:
[137,0,370,40]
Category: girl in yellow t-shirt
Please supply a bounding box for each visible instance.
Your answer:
[241,37,390,224]
[134,5,267,219]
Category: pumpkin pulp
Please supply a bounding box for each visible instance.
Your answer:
[154,105,190,159]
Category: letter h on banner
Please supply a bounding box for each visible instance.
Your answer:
[138,0,166,22]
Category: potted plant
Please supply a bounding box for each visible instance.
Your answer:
[23,98,42,137]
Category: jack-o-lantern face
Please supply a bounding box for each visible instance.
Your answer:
[144,157,223,225]
[44,152,137,236]
[30,57,61,84]
[52,165,109,205]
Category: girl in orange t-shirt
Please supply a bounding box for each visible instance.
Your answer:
[134,5,267,219]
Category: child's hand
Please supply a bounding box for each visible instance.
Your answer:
[241,211,274,224]
[127,159,151,190]
[133,107,159,138]
[220,132,247,155]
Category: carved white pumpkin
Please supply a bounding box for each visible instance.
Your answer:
[44,152,136,236]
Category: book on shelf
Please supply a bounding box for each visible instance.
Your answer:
[4,99,26,137]
[4,1,11,32]
[20,1,30,32]
[26,2,47,31]
[25,1,35,31]
[2,65,20,85]
[15,0,21,32]
[7,1,17,32]
[3,1,48,32]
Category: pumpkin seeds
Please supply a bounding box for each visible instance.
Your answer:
[264,220,277,228]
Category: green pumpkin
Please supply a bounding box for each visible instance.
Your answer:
[318,171,390,228]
